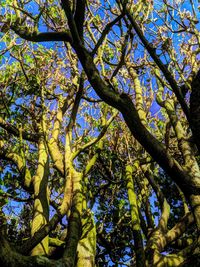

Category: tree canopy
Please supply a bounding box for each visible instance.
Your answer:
[0,1,200,266]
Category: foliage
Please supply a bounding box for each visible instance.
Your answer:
[0,1,200,267]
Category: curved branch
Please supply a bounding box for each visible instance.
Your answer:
[92,14,124,56]
[10,24,72,43]
[165,212,194,246]
[20,212,64,255]
[0,144,32,189]
[72,110,118,159]
[0,117,39,142]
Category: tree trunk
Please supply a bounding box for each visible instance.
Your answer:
[31,140,49,256]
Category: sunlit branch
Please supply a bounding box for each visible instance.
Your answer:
[165,212,194,246]
[66,72,84,135]
[144,171,165,208]
[156,74,200,177]
[47,95,74,176]
[123,5,190,121]
[135,175,154,229]
[125,163,146,267]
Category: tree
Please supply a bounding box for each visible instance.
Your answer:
[0,0,200,266]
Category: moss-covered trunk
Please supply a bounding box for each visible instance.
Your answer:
[62,171,83,266]
[76,210,96,267]
[31,140,49,256]
[126,164,146,267]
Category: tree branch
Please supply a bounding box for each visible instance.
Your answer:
[0,117,39,142]
[165,212,194,246]
[92,14,124,56]
[123,5,190,121]
[10,23,72,43]
[72,110,118,159]
[74,0,86,40]
[20,212,64,255]
[62,6,200,201]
